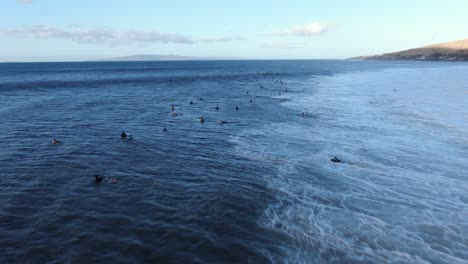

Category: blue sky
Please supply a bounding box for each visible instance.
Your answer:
[1,0,468,61]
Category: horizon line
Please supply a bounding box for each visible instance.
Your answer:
[0,58,350,63]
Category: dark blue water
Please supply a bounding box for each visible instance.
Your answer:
[1,60,467,263]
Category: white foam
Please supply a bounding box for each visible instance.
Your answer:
[230,65,468,263]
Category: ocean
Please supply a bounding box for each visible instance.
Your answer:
[0,60,467,263]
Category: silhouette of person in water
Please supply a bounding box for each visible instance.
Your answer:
[190,101,193,105]
[94,175,105,183]
[121,131,127,139]
[215,105,220,111]
[163,128,168,132]
[94,175,119,184]
[250,99,253,103]
[51,138,61,145]
[235,106,239,110]
[331,157,342,163]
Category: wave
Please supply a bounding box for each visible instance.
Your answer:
[230,66,468,263]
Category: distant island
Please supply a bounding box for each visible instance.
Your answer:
[102,54,240,61]
[352,39,468,61]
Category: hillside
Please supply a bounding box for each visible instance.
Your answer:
[352,39,468,61]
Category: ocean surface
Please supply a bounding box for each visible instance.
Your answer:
[0,60,467,263]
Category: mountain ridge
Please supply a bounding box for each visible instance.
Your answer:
[102,54,240,61]
[351,39,468,61]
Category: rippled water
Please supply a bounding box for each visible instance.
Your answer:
[0,60,467,263]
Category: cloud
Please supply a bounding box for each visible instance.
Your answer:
[0,25,193,45]
[16,0,32,4]
[199,36,245,43]
[273,22,331,36]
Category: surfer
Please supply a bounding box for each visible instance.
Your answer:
[331,157,342,163]
[51,138,61,145]
[235,106,239,110]
[163,128,168,132]
[171,105,175,112]
[198,117,205,123]
[94,175,105,183]
[190,101,193,105]
[215,105,220,111]
[121,131,127,139]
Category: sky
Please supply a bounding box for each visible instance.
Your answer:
[1,0,468,61]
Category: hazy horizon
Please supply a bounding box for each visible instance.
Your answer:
[1,0,468,62]
[0,55,353,63]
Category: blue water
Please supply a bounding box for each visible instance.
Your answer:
[0,60,467,263]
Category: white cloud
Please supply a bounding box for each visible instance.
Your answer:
[0,25,193,45]
[16,0,32,4]
[199,36,245,43]
[273,22,331,36]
